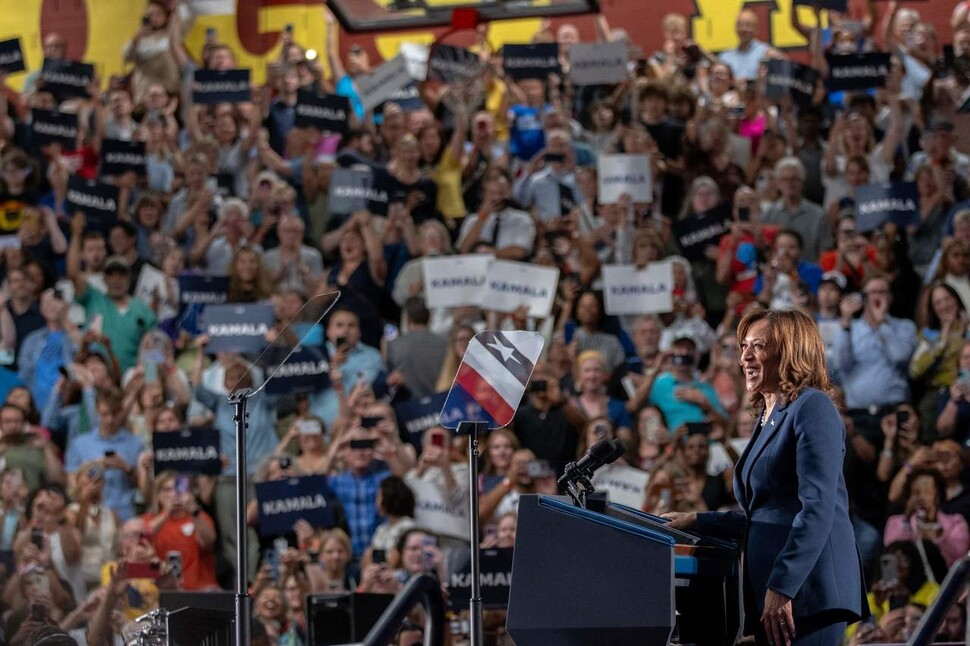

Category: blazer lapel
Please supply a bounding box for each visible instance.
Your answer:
[741,406,789,505]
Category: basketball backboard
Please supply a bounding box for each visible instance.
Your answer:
[328,0,600,33]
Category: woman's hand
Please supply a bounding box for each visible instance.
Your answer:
[660,511,697,530]
[762,588,795,646]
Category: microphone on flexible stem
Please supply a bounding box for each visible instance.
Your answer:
[558,438,626,487]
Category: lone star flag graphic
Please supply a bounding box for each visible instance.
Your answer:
[440,331,544,429]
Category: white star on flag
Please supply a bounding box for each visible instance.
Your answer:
[487,340,519,364]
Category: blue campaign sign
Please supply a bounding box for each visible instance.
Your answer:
[395,391,449,450]
[294,90,351,134]
[448,547,514,609]
[101,139,146,177]
[502,43,560,80]
[178,274,229,306]
[256,475,336,536]
[40,59,94,100]
[0,38,26,73]
[204,303,275,354]
[30,109,78,148]
[66,176,119,229]
[193,69,251,104]
[265,346,331,395]
[854,182,920,233]
[152,427,222,475]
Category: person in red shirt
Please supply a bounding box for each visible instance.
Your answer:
[143,471,218,591]
[818,215,877,293]
[715,186,779,303]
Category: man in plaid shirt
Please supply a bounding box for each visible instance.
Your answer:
[329,430,392,559]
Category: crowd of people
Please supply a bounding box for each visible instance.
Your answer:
[0,0,968,643]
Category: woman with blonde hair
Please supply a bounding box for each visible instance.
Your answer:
[665,309,869,645]
[435,322,476,393]
[569,350,633,437]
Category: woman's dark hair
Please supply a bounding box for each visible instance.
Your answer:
[574,289,605,329]
[24,484,68,521]
[396,527,435,556]
[885,539,947,595]
[902,466,948,511]
[379,476,415,519]
[5,387,40,424]
[926,282,967,331]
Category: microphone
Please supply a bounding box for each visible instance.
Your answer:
[559,438,622,485]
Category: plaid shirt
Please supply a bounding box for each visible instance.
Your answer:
[329,463,391,558]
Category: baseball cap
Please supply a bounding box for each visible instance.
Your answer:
[103,256,131,274]
[820,271,847,292]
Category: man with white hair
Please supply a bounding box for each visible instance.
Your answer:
[761,157,829,261]
[192,198,261,273]
[512,128,586,222]
[718,8,772,81]
[262,214,324,293]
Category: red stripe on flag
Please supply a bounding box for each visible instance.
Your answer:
[455,363,516,425]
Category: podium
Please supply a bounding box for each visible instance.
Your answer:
[506,495,741,646]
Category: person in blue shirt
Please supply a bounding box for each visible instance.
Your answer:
[328,428,391,560]
[648,334,726,432]
[507,78,553,162]
[831,274,918,439]
[18,288,77,412]
[65,388,144,522]
[325,7,368,121]
[309,308,385,428]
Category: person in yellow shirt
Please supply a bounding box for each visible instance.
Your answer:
[417,109,469,227]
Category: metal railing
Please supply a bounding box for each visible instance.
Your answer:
[336,573,446,646]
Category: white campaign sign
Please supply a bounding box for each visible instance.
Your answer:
[423,254,493,309]
[591,464,650,508]
[597,154,652,204]
[356,55,412,111]
[484,260,560,318]
[407,477,469,540]
[569,41,629,85]
[400,42,430,81]
[602,263,674,315]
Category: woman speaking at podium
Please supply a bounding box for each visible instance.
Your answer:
[664,310,868,646]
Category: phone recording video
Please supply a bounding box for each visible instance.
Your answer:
[350,438,376,450]
[361,416,382,429]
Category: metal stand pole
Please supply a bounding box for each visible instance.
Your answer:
[460,421,487,646]
[230,390,251,646]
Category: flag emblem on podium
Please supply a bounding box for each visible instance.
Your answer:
[439,331,544,430]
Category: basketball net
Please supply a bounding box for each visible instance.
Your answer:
[425,8,492,116]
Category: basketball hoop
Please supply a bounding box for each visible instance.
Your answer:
[425,9,492,116]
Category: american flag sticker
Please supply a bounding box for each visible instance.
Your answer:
[439,331,544,430]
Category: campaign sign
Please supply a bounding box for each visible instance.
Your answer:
[265,346,331,395]
[152,426,222,475]
[764,59,820,107]
[0,38,26,73]
[100,139,146,177]
[484,260,560,317]
[428,44,481,84]
[294,90,351,134]
[827,52,891,92]
[204,302,275,353]
[66,176,119,227]
[328,168,379,216]
[400,41,429,81]
[395,391,449,451]
[591,464,650,508]
[854,182,920,233]
[598,154,652,204]
[448,548,513,609]
[502,43,560,80]
[30,109,78,148]
[192,69,251,104]
[40,60,94,100]
[793,0,847,10]
[602,263,674,316]
[377,82,424,113]
[356,55,412,111]
[179,274,229,305]
[569,41,629,86]
[256,475,335,536]
[423,254,492,309]
[408,477,469,540]
[672,205,732,262]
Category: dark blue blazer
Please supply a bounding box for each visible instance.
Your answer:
[695,388,869,632]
